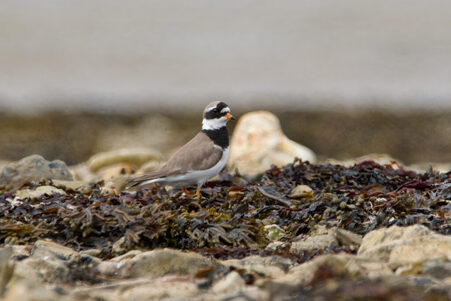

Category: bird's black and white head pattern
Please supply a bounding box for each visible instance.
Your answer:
[202,101,232,131]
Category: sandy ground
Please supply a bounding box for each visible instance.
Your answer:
[1,0,451,113]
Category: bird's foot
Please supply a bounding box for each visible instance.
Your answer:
[181,186,191,196]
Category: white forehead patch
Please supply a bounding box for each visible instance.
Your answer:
[220,107,230,113]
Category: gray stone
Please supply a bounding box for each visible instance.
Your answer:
[0,155,73,187]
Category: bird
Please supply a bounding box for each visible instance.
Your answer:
[127,101,235,198]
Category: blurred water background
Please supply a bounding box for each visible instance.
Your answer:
[1,0,450,165]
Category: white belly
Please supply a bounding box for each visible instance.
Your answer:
[145,147,229,187]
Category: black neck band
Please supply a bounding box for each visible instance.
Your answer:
[202,127,229,149]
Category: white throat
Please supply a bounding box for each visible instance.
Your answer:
[202,117,228,131]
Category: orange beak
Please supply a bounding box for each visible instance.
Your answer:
[225,113,236,120]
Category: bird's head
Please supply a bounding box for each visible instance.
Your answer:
[202,101,235,130]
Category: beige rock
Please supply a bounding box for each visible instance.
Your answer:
[88,148,163,173]
[334,228,363,247]
[212,271,245,295]
[289,184,313,199]
[122,277,199,301]
[325,153,402,167]
[118,248,219,278]
[51,179,89,191]
[275,253,392,287]
[228,111,316,179]
[2,279,62,301]
[290,227,362,254]
[69,163,97,183]
[221,255,291,278]
[98,163,133,181]
[265,241,290,252]
[358,225,451,266]
[110,250,143,262]
[15,186,66,200]
[94,115,182,155]
[0,246,13,296]
[290,233,337,253]
[407,162,451,173]
[137,160,163,174]
[31,240,79,261]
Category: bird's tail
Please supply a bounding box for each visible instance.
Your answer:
[125,172,163,189]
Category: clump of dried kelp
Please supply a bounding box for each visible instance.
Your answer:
[0,160,449,259]
[263,159,450,236]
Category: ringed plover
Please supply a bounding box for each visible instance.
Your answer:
[127,101,235,198]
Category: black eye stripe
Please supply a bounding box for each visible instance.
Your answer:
[204,102,229,119]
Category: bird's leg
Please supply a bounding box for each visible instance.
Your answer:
[181,186,191,196]
[196,186,201,199]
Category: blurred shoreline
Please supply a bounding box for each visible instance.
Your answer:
[0,109,450,167]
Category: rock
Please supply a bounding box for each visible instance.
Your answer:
[111,237,127,256]
[69,163,97,183]
[290,226,362,254]
[396,257,451,280]
[71,277,199,301]
[118,248,219,278]
[228,111,316,179]
[31,240,79,261]
[15,186,66,200]
[0,155,73,187]
[291,233,337,253]
[221,255,291,278]
[88,148,163,173]
[0,246,14,296]
[265,241,290,252]
[12,240,99,285]
[408,162,451,174]
[334,228,363,247]
[110,250,143,262]
[358,225,451,266]
[325,153,403,167]
[264,224,286,241]
[289,184,313,199]
[2,278,61,301]
[94,115,182,155]
[137,160,163,173]
[98,163,133,181]
[275,253,392,287]
[51,179,89,191]
[122,276,200,301]
[212,271,245,295]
